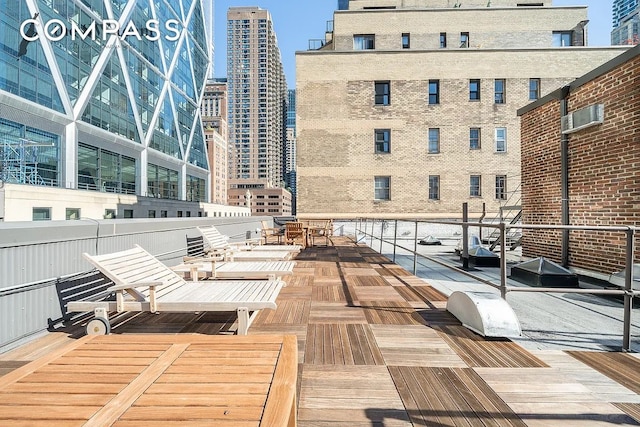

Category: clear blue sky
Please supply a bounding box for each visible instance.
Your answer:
[213,1,614,87]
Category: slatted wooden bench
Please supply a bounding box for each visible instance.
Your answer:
[67,245,283,336]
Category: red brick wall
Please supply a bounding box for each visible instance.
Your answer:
[521,52,640,273]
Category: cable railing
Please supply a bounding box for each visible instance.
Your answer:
[354,217,638,351]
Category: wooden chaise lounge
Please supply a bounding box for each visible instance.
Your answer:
[198,226,299,261]
[66,245,284,336]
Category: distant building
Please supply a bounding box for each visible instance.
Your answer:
[202,0,216,78]
[226,7,287,190]
[612,0,640,45]
[0,0,215,221]
[285,89,297,213]
[227,180,292,216]
[518,45,640,274]
[338,0,349,10]
[296,0,628,218]
[201,80,229,205]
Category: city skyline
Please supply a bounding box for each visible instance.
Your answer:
[214,1,615,87]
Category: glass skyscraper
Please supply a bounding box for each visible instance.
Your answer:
[0,0,210,203]
[612,0,639,45]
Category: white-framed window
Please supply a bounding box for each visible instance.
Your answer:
[494,79,506,104]
[495,127,507,152]
[470,128,481,150]
[354,34,375,50]
[529,78,540,100]
[374,176,390,200]
[470,175,481,197]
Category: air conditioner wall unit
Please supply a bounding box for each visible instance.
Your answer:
[561,104,604,134]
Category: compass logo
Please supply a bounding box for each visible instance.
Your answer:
[20,18,181,43]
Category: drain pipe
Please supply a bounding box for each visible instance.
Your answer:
[560,85,570,267]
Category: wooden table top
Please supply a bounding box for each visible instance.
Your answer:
[0,334,297,427]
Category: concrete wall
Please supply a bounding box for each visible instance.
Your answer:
[520,48,640,273]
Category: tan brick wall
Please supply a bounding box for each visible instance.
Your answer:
[347,0,551,10]
[334,7,586,50]
[296,48,626,217]
[521,50,640,273]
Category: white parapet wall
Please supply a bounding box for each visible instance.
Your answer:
[0,183,250,222]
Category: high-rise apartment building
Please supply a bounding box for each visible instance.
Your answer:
[226,7,287,192]
[296,0,628,218]
[0,0,217,220]
[201,80,228,205]
[612,0,639,45]
[285,89,297,207]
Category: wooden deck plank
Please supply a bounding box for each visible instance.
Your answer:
[568,351,640,395]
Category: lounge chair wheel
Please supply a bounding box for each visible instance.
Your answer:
[86,317,110,335]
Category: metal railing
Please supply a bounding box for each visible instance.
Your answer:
[354,217,638,351]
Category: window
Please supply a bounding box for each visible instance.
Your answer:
[495,127,507,152]
[495,175,507,200]
[402,33,410,49]
[529,78,540,100]
[460,32,469,48]
[428,128,440,153]
[469,79,480,101]
[66,208,80,220]
[354,34,375,50]
[494,79,506,104]
[161,210,168,218]
[33,207,51,221]
[124,209,133,218]
[375,129,391,153]
[552,31,572,46]
[148,210,156,218]
[374,176,390,200]
[429,175,440,200]
[374,81,390,105]
[440,32,447,48]
[177,211,183,217]
[104,209,116,219]
[470,175,481,196]
[428,80,440,105]
[470,128,481,150]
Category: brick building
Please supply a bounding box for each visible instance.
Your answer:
[518,45,640,274]
[227,180,293,217]
[201,80,229,205]
[296,0,628,218]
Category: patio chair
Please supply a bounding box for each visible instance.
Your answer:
[309,220,332,246]
[260,220,285,245]
[206,224,301,253]
[66,245,283,336]
[285,222,306,248]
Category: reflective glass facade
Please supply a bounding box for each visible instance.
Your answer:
[0,0,211,201]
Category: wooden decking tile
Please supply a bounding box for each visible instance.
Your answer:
[277,286,313,300]
[285,275,313,287]
[344,275,389,287]
[568,351,640,395]
[309,302,367,324]
[615,403,640,423]
[352,286,405,301]
[394,285,448,303]
[305,324,384,365]
[506,402,638,426]
[299,365,409,424]
[361,301,427,326]
[312,285,353,303]
[371,325,467,367]
[390,366,527,427]
[252,300,311,326]
[435,325,548,368]
[0,361,29,377]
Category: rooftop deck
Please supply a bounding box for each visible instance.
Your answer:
[2,237,640,426]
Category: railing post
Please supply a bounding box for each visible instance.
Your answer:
[380,220,384,254]
[622,228,635,352]
[370,219,375,247]
[462,203,469,269]
[413,220,418,275]
[500,222,507,299]
[393,220,398,263]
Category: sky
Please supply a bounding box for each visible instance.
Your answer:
[213,1,614,88]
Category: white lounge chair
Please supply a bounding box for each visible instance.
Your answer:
[201,225,302,253]
[198,226,298,260]
[66,245,283,336]
[172,259,296,282]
